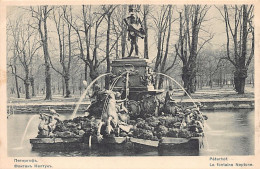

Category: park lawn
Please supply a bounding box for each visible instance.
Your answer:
[8,85,254,104]
[8,95,83,104]
[173,86,254,100]
[174,91,254,100]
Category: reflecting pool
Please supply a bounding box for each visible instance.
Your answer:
[7,109,254,156]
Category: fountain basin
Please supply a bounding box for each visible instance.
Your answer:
[8,109,254,156]
[30,137,84,150]
[30,136,203,152]
[159,137,202,151]
[30,136,128,150]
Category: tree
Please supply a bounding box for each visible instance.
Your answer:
[7,18,20,98]
[143,5,150,59]
[30,6,53,100]
[8,18,41,99]
[217,5,254,94]
[151,5,178,88]
[176,5,212,94]
[103,5,117,89]
[63,5,107,82]
[112,5,127,58]
[50,6,73,98]
[10,49,20,98]
[197,49,223,88]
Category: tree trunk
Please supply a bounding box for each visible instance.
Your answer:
[158,5,172,89]
[116,39,119,59]
[105,13,111,89]
[190,72,197,93]
[158,76,164,89]
[182,76,190,94]
[44,50,52,99]
[121,31,126,58]
[23,66,31,99]
[14,65,20,98]
[45,64,52,100]
[234,69,247,94]
[189,6,199,93]
[12,50,20,98]
[80,73,82,95]
[154,31,162,80]
[30,77,35,97]
[222,5,253,94]
[89,65,99,81]
[71,76,75,94]
[24,77,30,100]
[209,76,213,88]
[143,5,149,59]
[182,65,195,95]
[121,5,127,58]
[38,9,52,100]
[64,74,71,98]
[24,81,30,99]
[84,62,88,81]
[62,74,65,96]
[234,5,248,94]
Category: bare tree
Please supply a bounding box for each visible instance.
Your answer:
[8,18,41,99]
[11,49,21,98]
[143,5,150,59]
[151,5,178,88]
[103,5,117,89]
[112,5,127,58]
[217,5,254,94]
[176,5,212,94]
[30,6,53,100]
[7,19,20,98]
[49,6,73,98]
[195,49,229,89]
[63,5,108,82]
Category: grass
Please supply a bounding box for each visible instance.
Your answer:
[174,86,254,100]
[8,85,254,104]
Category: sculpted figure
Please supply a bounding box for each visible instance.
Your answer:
[38,113,50,137]
[97,91,119,140]
[38,108,60,137]
[47,109,61,135]
[124,5,145,57]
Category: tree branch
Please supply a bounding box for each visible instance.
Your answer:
[197,34,214,55]
[8,64,25,81]
[48,57,63,76]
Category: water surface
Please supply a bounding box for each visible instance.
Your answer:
[7,109,254,156]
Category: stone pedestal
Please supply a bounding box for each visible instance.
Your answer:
[111,57,159,100]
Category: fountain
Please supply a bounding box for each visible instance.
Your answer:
[29,4,208,153]
[154,72,197,106]
[71,73,111,119]
[29,54,208,152]
[13,114,39,150]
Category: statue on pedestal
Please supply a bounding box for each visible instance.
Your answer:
[124,5,146,57]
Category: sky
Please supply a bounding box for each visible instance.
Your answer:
[6,4,255,90]
[6,4,231,64]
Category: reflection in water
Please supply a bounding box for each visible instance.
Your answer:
[7,109,254,156]
[17,115,39,149]
[199,109,254,156]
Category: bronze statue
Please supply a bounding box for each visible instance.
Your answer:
[37,108,61,138]
[124,5,145,57]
